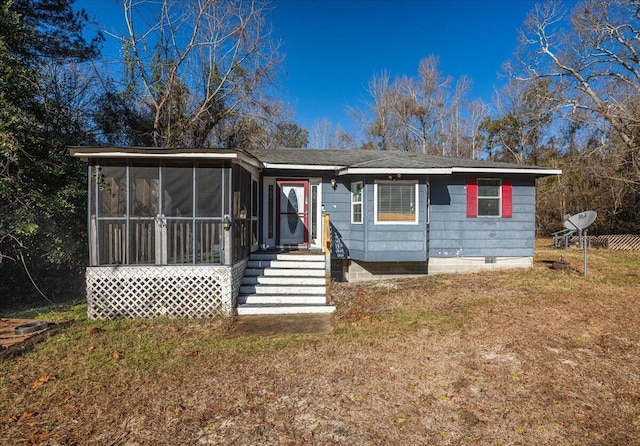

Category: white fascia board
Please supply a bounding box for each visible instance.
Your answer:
[337,167,452,175]
[72,150,263,172]
[451,167,563,175]
[69,150,241,162]
[262,162,342,170]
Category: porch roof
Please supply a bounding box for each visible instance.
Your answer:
[68,146,263,170]
[252,148,562,177]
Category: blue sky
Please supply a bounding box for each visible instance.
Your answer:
[77,0,559,139]
[268,0,541,135]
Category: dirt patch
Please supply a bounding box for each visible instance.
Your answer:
[229,313,334,337]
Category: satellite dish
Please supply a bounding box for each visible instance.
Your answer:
[564,210,597,231]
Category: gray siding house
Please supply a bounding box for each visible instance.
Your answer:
[252,148,560,279]
[70,147,560,318]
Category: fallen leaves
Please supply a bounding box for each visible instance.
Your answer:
[30,432,50,443]
[32,375,56,388]
[7,411,37,423]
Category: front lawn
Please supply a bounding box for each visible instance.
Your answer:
[2,240,639,445]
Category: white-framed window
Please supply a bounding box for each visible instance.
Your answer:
[351,181,363,224]
[374,180,419,224]
[477,178,501,217]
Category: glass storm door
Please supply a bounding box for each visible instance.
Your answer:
[277,180,308,247]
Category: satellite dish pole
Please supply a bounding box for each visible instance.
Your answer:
[583,229,588,276]
[564,211,597,277]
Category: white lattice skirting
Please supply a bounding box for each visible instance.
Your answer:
[86,265,238,319]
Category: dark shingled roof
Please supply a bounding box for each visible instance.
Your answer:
[68,146,560,176]
[250,148,554,172]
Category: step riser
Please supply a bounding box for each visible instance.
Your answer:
[240,286,326,295]
[250,253,325,262]
[239,295,327,305]
[237,305,336,315]
[247,260,324,269]
[244,268,326,277]
[242,277,326,286]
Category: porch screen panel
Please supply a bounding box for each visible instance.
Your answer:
[166,219,193,263]
[195,166,223,263]
[163,166,194,263]
[232,166,252,261]
[233,166,251,219]
[195,220,222,263]
[163,166,193,217]
[97,165,126,217]
[97,219,126,265]
[95,165,127,265]
[129,165,159,264]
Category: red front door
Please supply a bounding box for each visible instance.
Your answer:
[276,180,308,247]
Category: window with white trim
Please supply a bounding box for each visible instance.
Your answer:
[351,182,363,224]
[477,178,501,217]
[374,181,418,224]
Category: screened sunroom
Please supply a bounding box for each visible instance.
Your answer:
[70,147,260,319]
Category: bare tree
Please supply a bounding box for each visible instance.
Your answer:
[309,118,354,149]
[361,70,395,150]
[310,118,334,148]
[482,78,555,164]
[359,56,475,156]
[116,0,281,147]
[517,0,640,183]
[467,99,490,160]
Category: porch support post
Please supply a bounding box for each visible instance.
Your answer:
[223,215,233,266]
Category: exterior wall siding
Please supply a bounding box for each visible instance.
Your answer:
[363,178,427,262]
[428,175,537,259]
[323,176,428,262]
[323,179,365,259]
[264,170,537,277]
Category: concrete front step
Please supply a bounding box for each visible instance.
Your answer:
[247,260,324,269]
[238,294,327,305]
[250,253,325,262]
[237,304,336,315]
[239,285,326,295]
[244,268,326,277]
[241,276,326,286]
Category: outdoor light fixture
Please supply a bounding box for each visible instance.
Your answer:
[330,178,337,189]
[223,214,231,231]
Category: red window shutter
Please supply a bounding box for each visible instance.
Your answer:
[502,179,512,218]
[466,178,477,218]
